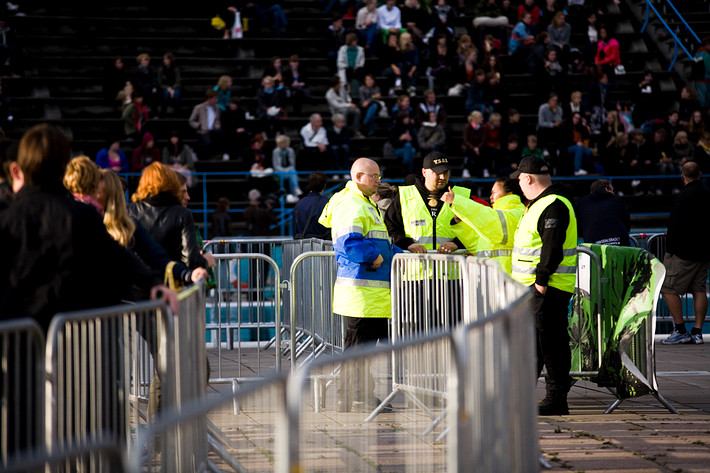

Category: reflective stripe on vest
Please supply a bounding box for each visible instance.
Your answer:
[336,276,390,289]
[511,193,577,292]
[475,249,512,258]
[399,185,459,250]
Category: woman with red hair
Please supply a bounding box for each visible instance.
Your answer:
[128,161,213,270]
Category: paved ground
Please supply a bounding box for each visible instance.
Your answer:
[204,336,710,472]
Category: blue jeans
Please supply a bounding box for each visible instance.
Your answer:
[363,103,379,136]
[695,81,710,109]
[269,5,287,35]
[162,88,181,110]
[394,142,415,174]
[331,144,351,171]
[358,24,379,54]
[567,145,593,171]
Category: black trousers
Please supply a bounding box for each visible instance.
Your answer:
[531,285,573,396]
[339,316,388,403]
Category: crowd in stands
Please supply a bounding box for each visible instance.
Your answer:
[88,0,710,206]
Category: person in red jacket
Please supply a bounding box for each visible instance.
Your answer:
[131,132,161,172]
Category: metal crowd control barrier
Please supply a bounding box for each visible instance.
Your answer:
[572,245,677,414]
[128,277,537,473]
[287,250,339,370]
[208,253,285,380]
[44,300,176,472]
[0,319,45,470]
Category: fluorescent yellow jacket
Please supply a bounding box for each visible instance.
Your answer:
[511,193,577,292]
[319,181,401,318]
[449,193,525,273]
[398,184,459,250]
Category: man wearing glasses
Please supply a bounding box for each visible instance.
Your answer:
[319,157,401,412]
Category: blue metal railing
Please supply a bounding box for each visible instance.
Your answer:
[641,0,701,70]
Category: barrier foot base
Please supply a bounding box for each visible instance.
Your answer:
[364,389,399,422]
[653,391,678,414]
[603,398,623,414]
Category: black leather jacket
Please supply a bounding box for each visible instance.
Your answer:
[128,192,207,269]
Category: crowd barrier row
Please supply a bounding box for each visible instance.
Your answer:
[1,283,209,472]
[129,254,537,473]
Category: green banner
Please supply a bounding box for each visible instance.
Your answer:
[569,244,665,399]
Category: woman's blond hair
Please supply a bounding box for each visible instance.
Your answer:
[399,32,414,52]
[131,161,182,202]
[63,155,100,195]
[101,169,135,247]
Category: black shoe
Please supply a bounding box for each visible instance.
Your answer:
[538,399,569,416]
[352,397,393,413]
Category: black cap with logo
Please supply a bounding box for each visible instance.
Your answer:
[509,155,550,179]
[422,151,450,174]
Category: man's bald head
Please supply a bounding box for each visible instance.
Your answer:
[350,158,381,196]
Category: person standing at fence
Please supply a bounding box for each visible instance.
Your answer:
[660,162,710,345]
[510,155,577,415]
[440,177,525,273]
[293,171,331,239]
[318,157,401,412]
[384,151,462,254]
[576,179,630,247]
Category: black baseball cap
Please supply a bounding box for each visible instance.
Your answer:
[423,151,450,174]
[510,155,550,178]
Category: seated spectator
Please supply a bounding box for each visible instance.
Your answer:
[462,110,487,178]
[632,69,659,128]
[502,107,526,141]
[688,109,706,145]
[327,113,352,177]
[103,56,131,109]
[509,11,535,59]
[416,89,448,128]
[162,130,197,186]
[535,47,566,98]
[564,112,593,176]
[456,34,475,70]
[390,110,418,175]
[485,72,506,114]
[694,36,710,109]
[402,0,431,45]
[131,162,207,270]
[496,135,521,177]
[247,133,271,179]
[417,111,446,155]
[594,25,621,78]
[211,197,232,238]
[133,53,159,114]
[244,189,277,237]
[381,31,403,94]
[325,75,363,137]
[326,15,346,67]
[256,75,287,138]
[390,93,415,125]
[483,112,503,174]
[359,74,385,137]
[394,32,420,95]
[482,52,503,82]
[535,91,566,169]
[457,46,479,87]
[157,52,182,116]
[694,131,710,173]
[562,90,583,121]
[473,0,509,49]
[584,70,612,134]
[356,0,379,57]
[214,75,232,112]
[546,11,570,64]
[521,134,544,161]
[378,0,404,42]
[517,0,540,34]
[464,69,490,116]
[337,33,366,90]
[425,31,456,94]
[538,0,561,34]
[238,1,288,36]
[96,138,128,172]
[284,54,313,116]
[678,85,700,129]
[605,132,632,177]
[431,0,456,31]
[264,56,285,88]
[673,131,695,166]
[292,171,331,239]
[188,88,225,160]
[271,134,301,200]
[121,90,148,143]
[525,31,551,76]
[598,110,626,157]
[132,132,161,173]
[221,96,251,162]
[299,113,330,171]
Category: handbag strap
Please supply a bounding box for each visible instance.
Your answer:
[297,196,319,238]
